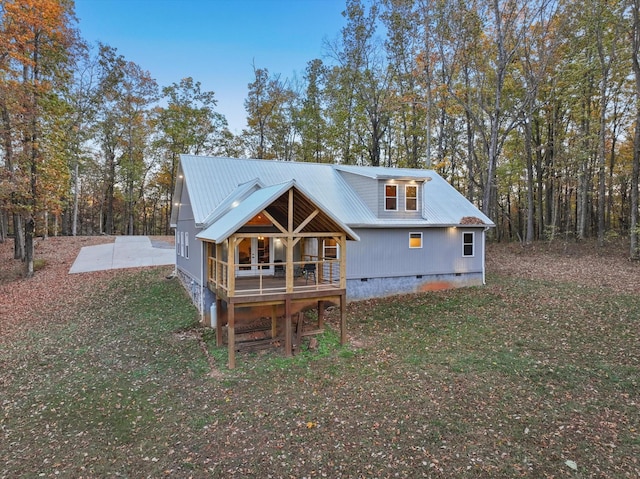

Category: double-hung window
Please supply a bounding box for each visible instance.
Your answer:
[463,232,474,257]
[405,185,418,211]
[385,184,397,211]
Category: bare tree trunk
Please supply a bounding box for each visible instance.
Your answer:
[0,210,6,243]
[42,211,48,238]
[595,3,614,247]
[523,112,535,243]
[577,160,589,240]
[632,126,640,258]
[24,216,35,278]
[72,161,79,236]
[105,149,116,235]
[464,67,476,203]
[13,214,24,259]
[631,0,640,259]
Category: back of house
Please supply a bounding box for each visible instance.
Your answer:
[170,156,494,318]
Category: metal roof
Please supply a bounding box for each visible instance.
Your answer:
[421,173,493,226]
[200,178,264,228]
[334,164,433,181]
[179,156,377,226]
[176,156,494,230]
[196,182,293,243]
[196,180,359,243]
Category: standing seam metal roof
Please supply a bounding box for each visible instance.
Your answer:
[178,156,494,228]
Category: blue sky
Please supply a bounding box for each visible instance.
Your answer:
[74,0,348,133]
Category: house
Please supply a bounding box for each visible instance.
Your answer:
[170,155,494,367]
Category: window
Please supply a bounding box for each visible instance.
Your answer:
[176,231,181,256]
[180,231,185,257]
[385,184,397,210]
[409,232,423,249]
[463,232,474,257]
[185,232,189,259]
[323,238,339,259]
[405,185,418,211]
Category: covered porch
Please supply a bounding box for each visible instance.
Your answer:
[197,181,358,368]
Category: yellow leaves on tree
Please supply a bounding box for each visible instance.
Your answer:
[1,0,74,71]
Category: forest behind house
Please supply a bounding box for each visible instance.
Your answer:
[3,0,640,277]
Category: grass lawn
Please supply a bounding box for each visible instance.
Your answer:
[1,266,638,478]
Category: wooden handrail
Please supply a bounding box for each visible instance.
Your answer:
[207,256,342,296]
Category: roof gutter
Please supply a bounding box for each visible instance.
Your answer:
[345,223,492,229]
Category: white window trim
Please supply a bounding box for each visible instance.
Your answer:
[323,238,340,259]
[384,183,398,211]
[185,232,189,259]
[180,231,185,257]
[405,185,418,211]
[409,232,423,249]
[462,231,475,257]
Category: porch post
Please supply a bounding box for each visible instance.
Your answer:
[316,237,323,284]
[340,292,347,345]
[339,235,347,289]
[216,298,223,346]
[228,237,236,295]
[228,304,236,369]
[285,238,294,293]
[285,297,292,357]
[215,242,222,288]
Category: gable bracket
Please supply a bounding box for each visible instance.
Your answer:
[294,208,320,234]
[261,209,287,234]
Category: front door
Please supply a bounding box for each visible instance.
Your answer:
[236,237,272,276]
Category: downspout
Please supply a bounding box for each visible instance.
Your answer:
[482,227,490,285]
[200,239,205,323]
[171,228,178,278]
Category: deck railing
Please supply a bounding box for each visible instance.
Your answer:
[207,256,341,297]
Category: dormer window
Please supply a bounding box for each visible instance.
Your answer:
[385,184,397,211]
[405,185,418,211]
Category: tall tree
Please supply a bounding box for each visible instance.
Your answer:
[630,0,640,258]
[383,0,429,168]
[326,0,395,166]
[0,0,78,275]
[438,0,557,218]
[244,65,294,159]
[95,44,126,235]
[296,59,328,162]
[95,44,158,235]
[153,77,228,233]
[62,42,99,236]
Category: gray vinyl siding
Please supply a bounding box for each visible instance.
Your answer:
[346,227,484,279]
[377,181,422,219]
[337,171,377,213]
[176,184,203,281]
